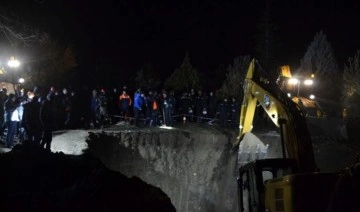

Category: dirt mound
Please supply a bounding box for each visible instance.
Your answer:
[0,143,175,212]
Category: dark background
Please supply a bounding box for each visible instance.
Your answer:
[3,0,360,87]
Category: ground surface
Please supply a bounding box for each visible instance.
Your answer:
[0,120,359,212]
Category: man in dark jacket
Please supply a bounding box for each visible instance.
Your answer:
[22,91,42,144]
[229,97,240,129]
[40,93,54,151]
[194,90,206,123]
[207,91,217,122]
[162,92,173,126]
[0,88,8,140]
[217,98,229,128]
[90,89,101,128]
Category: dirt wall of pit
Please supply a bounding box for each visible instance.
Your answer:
[86,125,239,212]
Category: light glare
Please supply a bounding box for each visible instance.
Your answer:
[8,59,20,68]
[288,78,299,85]
[304,79,313,85]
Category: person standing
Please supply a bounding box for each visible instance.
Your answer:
[150,92,159,126]
[109,87,120,123]
[98,89,110,127]
[17,88,28,143]
[0,88,8,140]
[69,90,80,129]
[62,88,72,129]
[90,89,101,128]
[217,97,229,128]
[53,88,63,130]
[133,89,143,127]
[207,91,217,123]
[40,93,54,151]
[145,91,153,125]
[119,90,132,123]
[22,90,42,144]
[194,90,206,123]
[161,91,173,126]
[230,97,240,129]
[4,94,19,148]
[168,90,176,124]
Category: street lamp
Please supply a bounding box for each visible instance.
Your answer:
[8,57,20,68]
[18,78,25,84]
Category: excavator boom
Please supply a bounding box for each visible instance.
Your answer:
[239,59,316,172]
[237,59,343,212]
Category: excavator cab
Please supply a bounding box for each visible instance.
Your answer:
[238,158,338,212]
[264,172,338,212]
[238,159,298,212]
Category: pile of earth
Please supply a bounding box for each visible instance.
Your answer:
[0,143,176,212]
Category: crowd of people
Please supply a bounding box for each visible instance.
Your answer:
[0,86,79,149]
[0,85,241,149]
[90,86,241,130]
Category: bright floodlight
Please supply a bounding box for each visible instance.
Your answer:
[8,59,20,68]
[309,94,315,99]
[304,79,314,86]
[288,78,299,85]
[287,93,291,97]
[18,78,25,84]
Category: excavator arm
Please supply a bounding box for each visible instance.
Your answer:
[239,59,316,172]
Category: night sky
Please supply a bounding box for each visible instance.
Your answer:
[5,0,360,86]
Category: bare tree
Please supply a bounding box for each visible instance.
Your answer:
[217,55,250,100]
[0,8,39,47]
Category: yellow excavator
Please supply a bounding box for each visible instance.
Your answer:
[237,59,340,212]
